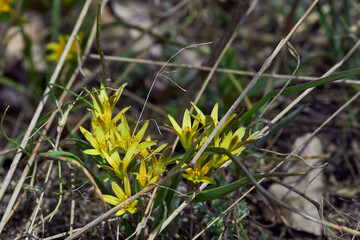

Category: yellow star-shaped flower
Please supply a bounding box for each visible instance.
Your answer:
[102,176,138,216]
[183,158,215,185]
[0,0,13,14]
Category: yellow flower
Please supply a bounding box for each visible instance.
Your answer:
[102,141,139,179]
[151,146,174,176]
[0,0,12,14]
[212,128,258,168]
[139,136,167,161]
[115,114,156,153]
[166,109,200,150]
[135,160,159,189]
[88,83,133,149]
[138,137,174,176]
[183,158,215,184]
[46,34,80,61]
[89,83,127,129]
[102,176,138,216]
[79,124,110,156]
[190,101,237,137]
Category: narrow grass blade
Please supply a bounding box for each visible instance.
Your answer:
[237,68,360,125]
[192,172,305,202]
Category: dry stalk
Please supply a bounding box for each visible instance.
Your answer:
[89,54,360,85]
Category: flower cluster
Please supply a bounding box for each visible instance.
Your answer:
[46,34,81,62]
[81,84,257,215]
[167,102,258,185]
[80,84,173,216]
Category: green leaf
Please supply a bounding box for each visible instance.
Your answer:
[1,107,31,156]
[41,150,85,166]
[192,172,305,202]
[49,83,93,109]
[237,68,360,125]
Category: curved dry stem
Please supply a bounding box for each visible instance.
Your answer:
[43,155,108,212]
[89,54,360,85]
[133,41,212,138]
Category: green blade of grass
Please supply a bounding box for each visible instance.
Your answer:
[49,160,63,222]
[49,83,94,108]
[1,107,31,157]
[237,68,360,125]
[192,172,305,203]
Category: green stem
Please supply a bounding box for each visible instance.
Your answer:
[49,160,63,221]
[97,3,107,86]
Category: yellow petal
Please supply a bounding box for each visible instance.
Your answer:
[182,109,191,130]
[139,160,146,176]
[80,126,99,149]
[113,106,131,124]
[184,168,194,175]
[102,194,121,206]
[96,125,106,146]
[210,103,219,123]
[122,142,139,172]
[168,114,182,134]
[115,208,126,216]
[120,114,131,143]
[134,120,149,143]
[124,175,132,197]
[111,181,125,199]
[83,149,101,155]
[234,127,246,141]
[102,150,120,171]
[45,42,60,50]
[190,102,206,124]
[220,131,233,149]
[201,176,215,184]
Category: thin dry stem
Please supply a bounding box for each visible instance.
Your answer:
[133,42,212,138]
[89,54,360,85]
